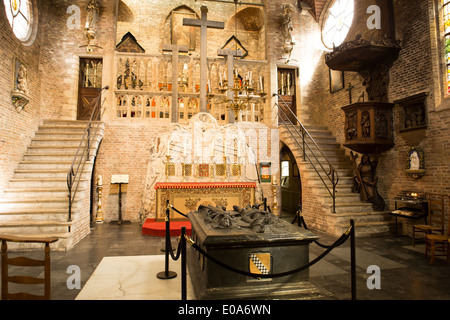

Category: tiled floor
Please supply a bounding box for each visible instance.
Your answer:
[2,216,450,301]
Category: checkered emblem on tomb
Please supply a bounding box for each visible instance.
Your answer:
[249,253,271,275]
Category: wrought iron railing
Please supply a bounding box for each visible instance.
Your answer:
[274,93,339,213]
[67,86,108,224]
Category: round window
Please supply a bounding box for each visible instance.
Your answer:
[4,0,34,42]
[322,0,354,50]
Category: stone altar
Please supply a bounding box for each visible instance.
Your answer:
[187,205,320,300]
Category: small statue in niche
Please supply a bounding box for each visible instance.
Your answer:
[361,111,370,138]
[282,4,294,44]
[375,110,388,139]
[86,0,100,29]
[346,111,357,140]
[410,151,420,170]
[282,4,295,59]
[406,146,425,179]
[16,64,28,95]
[350,152,385,211]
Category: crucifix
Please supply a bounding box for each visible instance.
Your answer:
[184,6,225,112]
[163,44,189,123]
[346,83,354,104]
[218,48,244,123]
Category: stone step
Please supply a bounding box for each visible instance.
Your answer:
[26,146,80,155]
[324,202,375,213]
[290,145,345,158]
[8,177,88,189]
[280,132,338,145]
[300,161,352,172]
[2,187,77,199]
[332,211,393,223]
[280,125,332,137]
[14,169,90,179]
[22,152,91,162]
[0,207,69,217]
[301,167,353,177]
[0,197,68,211]
[0,221,72,235]
[335,218,395,237]
[38,125,88,133]
[322,193,362,204]
[30,135,102,147]
[42,119,93,126]
[34,132,87,140]
[17,160,94,171]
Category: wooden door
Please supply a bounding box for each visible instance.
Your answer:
[77,58,103,120]
[277,68,297,125]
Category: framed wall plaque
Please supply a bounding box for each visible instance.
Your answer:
[329,68,344,93]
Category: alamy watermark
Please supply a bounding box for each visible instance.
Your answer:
[366,265,381,290]
[66,265,81,290]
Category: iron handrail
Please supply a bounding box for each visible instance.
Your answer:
[274,93,339,213]
[67,86,108,223]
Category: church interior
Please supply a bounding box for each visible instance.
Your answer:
[0,0,449,301]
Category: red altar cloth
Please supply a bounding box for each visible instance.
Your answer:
[154,182,257,190]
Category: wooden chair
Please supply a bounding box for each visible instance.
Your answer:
[412,195,445,246]
[425,199,449,265]
[1,235,58,300]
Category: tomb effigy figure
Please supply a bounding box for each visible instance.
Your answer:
[199,204,281,233]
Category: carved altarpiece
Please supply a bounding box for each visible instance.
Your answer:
[139,113,261,223]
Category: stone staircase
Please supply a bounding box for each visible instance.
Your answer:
[0,120,105,251]
[280,125,394,237]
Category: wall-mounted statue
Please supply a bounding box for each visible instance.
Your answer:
[282,4,295,59]
[11,58,30,112]
[406,146,425,179]
[86,0,100,29]
[350,152,385,211]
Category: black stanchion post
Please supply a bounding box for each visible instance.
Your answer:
[157,201,177,279]
[181,227,187,301]
[264,198,267,211]
[350,219,356,300]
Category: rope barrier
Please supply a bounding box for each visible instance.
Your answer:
[183,225,352,279]
[169,205,189,219]
[292,208,335,249]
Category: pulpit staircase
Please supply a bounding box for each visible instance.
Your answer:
[0,92,107,251]
[276,95,393,236]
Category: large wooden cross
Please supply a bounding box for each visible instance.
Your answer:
[218,48,244,123]
[184,6,224,112]
[163,44,189,123]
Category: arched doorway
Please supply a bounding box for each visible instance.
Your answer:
[280,144,302,216]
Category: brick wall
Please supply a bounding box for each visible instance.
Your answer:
[292,0,450,235]
[0,0,44,194]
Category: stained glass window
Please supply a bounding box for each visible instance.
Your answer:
[3,0,32,41]
[322,0,354,49]
[443,0,450,94]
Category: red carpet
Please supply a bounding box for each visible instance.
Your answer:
[142,219,192,237]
